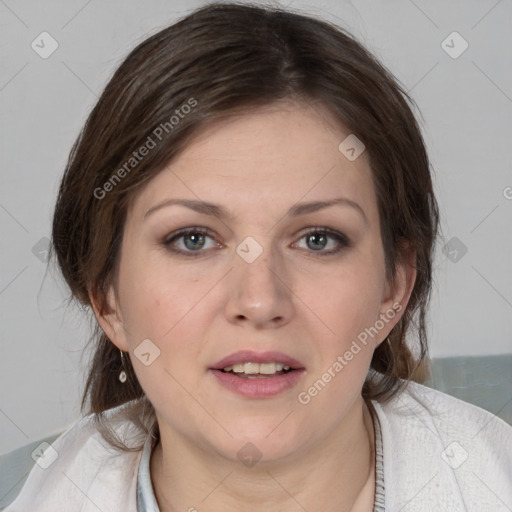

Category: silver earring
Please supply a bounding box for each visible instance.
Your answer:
[119,350,127,383]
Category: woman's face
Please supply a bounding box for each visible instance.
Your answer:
[96,100,413,464]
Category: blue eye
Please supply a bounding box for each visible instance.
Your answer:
[163,227,218,256]
[296,228,350,254]
[162,227,350,256]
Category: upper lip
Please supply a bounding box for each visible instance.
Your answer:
[210,350,305,370]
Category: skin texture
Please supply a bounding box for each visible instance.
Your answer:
[91,100,416,511]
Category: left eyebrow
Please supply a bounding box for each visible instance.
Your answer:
[288,198,367,224]
[143,197,368,225]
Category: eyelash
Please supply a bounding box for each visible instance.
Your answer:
[162,226,351,257]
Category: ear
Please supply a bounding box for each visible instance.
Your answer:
[88,283,130,352]
[376,246,417,344]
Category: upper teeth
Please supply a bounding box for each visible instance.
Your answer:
[223,362,291,374]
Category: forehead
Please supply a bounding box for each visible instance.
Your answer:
[129,101,377,223]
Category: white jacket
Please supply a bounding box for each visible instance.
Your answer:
[4,381,512,511]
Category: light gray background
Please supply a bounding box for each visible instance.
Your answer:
[1,0,511,454]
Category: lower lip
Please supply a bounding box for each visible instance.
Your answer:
[209,369,306,398]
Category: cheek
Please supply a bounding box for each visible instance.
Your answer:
[118,264,213,383]
[117,247,204,339]
[122,276,209,410]
[319,264,383,335]
[303,274,382,411]
[306,256,385,388]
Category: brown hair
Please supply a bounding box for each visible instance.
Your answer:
[50,1,439,451]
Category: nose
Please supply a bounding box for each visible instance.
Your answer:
[224,244,295,329]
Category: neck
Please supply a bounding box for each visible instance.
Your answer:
[151,398,375,512]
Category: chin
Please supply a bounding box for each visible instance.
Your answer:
[216,424,302,463]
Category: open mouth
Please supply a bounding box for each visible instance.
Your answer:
[219,367,297,379]
[210,362,306,397]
